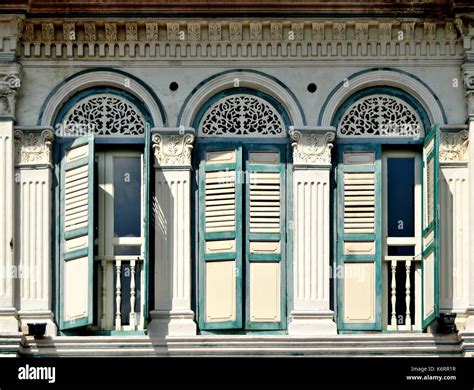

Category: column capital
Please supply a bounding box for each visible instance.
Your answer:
[14,126,55,168]
[439,125,469,166]
[151,127,196,169]
[290,126,336,167]
[0,62,22,120]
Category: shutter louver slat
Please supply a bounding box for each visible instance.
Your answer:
[205,164,236,234]
[64,164,90,232]
[343,172,375,234]
[249,171,280,234]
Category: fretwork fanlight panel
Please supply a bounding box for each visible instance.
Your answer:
[199,94,285,137]
[338,95,423,139]
[61,94,146,136]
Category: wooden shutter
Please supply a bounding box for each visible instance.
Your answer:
[245,145,286,330]
[198,144,242,329]
[142,125,151,326]
[60,134,95,330]
[337,145,382,331]
[422,124,440,328]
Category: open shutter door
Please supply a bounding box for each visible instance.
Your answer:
[422,124,440,328]
[142,125,151,327]
[337,145,382,331]
[198,144,243,329]
[245,145,286,330]
[60,134,95,330]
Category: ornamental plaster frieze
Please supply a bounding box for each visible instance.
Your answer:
[291,127,336,166]
[18,19,463,60]
[439,127,469,165]
[152,128,195,168]
[14,127,55,167]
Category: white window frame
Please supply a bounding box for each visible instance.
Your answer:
[382,150,422,331]
[95,149,145,332]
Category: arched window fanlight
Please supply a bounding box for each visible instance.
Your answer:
[337,94,423,139]
[199,94,285,137]
[61,93,146,136]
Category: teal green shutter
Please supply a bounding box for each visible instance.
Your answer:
[60,134,95,330]
[143,125,151,327]
[337,145,382,331]
[198,143,243,329]
[422,124,440,328]
[245,144,286,330]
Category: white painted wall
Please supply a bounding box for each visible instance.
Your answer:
[16,64,466,129]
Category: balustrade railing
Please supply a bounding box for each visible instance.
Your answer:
[385,256,420,331]
[96,256,144,331]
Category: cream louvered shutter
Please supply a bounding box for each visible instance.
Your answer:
[337,145,382,331]
[198,144,243,330]
[60,134,95,330]
[245,145,285,329]
[343,172,376,234]
[422,124,440,328]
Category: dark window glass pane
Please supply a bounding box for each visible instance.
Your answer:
[387,158,414,237]
[114,246,141,256]
[388,246,415,256]
[114,157,141,237]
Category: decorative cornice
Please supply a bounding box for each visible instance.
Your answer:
[291,127,336,167]
[0,15,24,61]
[439,129,469,165]
[18,19,463,60]
[1,0,460,16]
[152,129,195,168]
[14,127,55,167]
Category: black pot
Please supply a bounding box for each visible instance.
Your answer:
[27,323,47,339]
[438,313,457,334]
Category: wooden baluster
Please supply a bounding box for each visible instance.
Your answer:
[129,259,137,330]
[391,260,397,329]
[405,260,412,329]
[101,260,107,330]
[115,260,122,331]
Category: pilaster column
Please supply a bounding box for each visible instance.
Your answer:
[148,128,197,337]
[438,126,470,331]
[462,63,474,332]
[288,127,338,335]
[14,127,57,336]
[0,64,20,333]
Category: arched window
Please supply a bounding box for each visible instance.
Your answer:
[56,89,153,335]
[334,90,439,334]
[195,90,289,332]
[198,93,286,137]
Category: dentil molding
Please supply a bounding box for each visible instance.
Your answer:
[18,19,462,60]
